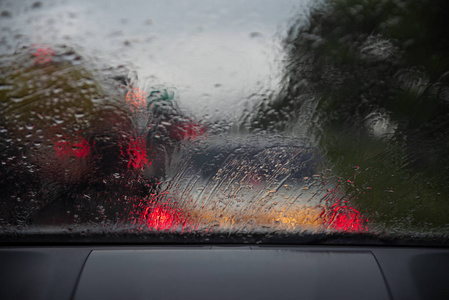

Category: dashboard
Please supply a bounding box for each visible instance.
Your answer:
[1,245,448,300]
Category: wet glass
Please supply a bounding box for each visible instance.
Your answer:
[0,0,448,244]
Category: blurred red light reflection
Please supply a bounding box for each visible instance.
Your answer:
[32,46,53,64]
[140,203,187,231]
[126,136,149,170]
[170,121,207,141]
[54,137,90,158]
[325,203,366,232]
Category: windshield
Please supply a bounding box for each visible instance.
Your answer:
[1,0,448,245]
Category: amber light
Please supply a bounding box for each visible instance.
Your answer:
[125,87,147,110]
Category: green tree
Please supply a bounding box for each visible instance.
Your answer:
[250,0,449,233]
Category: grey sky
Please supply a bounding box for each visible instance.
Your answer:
[1,0,315,119]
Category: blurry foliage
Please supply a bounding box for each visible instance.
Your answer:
[0,47,139,227]
[0,47,202,228]
[250,0,449,231]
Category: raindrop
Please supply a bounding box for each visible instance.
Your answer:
[0,84,13,90]
[1,10,11,17]
[11,97,24,103]
[249,32,262,38]
[31,2,42,9]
